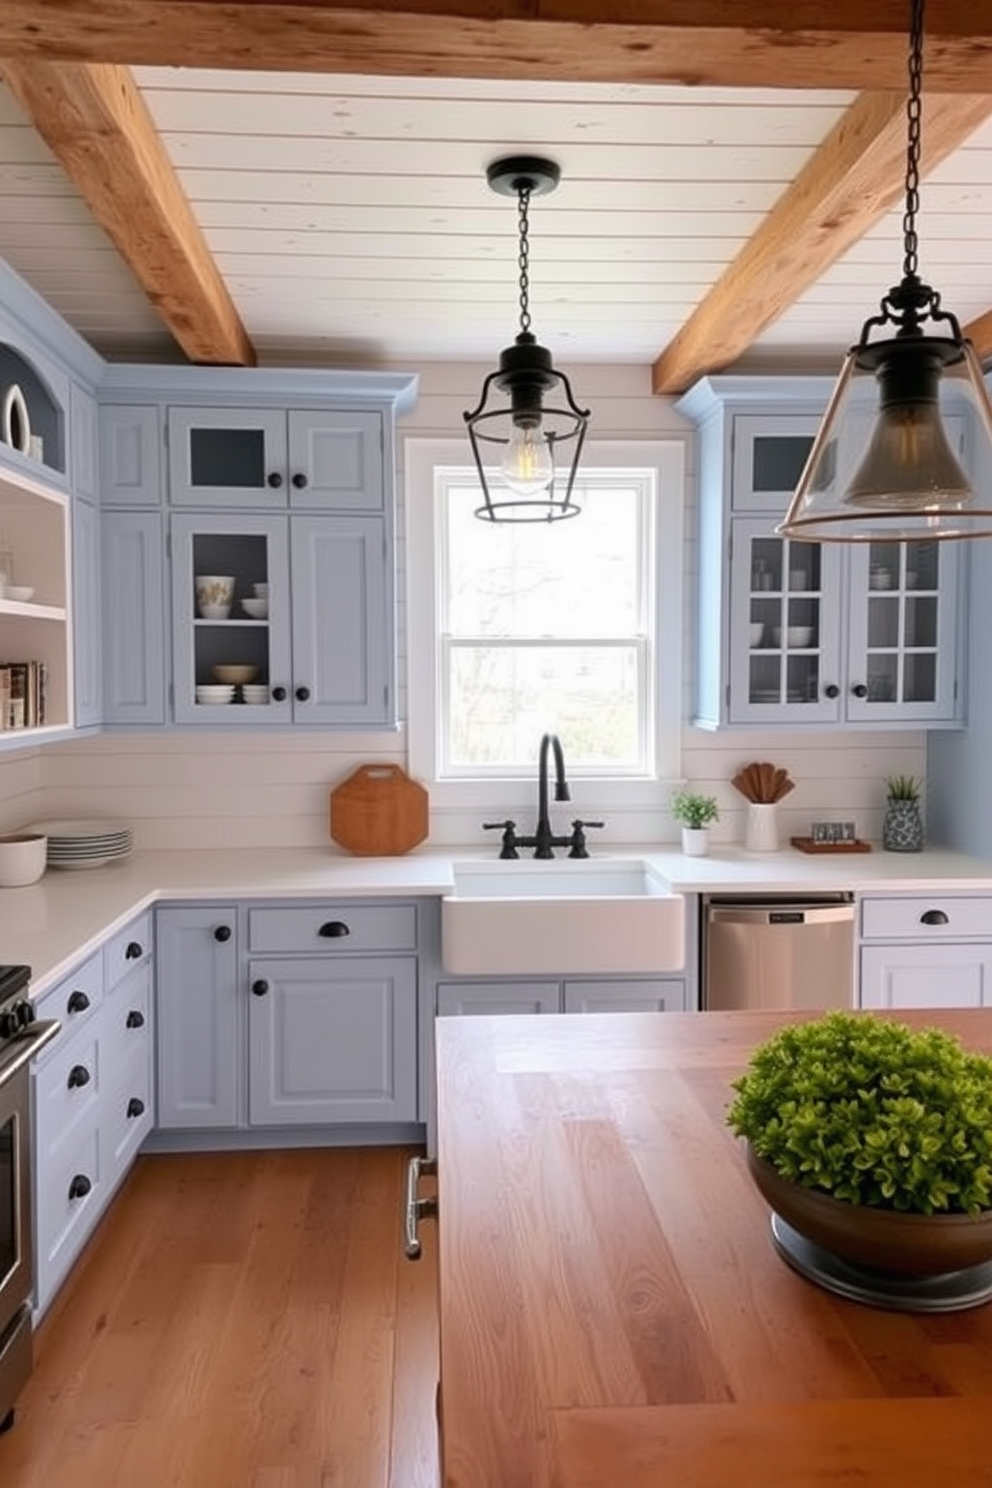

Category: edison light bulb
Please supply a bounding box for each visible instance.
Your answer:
[500,419,554,496]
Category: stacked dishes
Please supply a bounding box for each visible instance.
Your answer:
[30,818,133,870]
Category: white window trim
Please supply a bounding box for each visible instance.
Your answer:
[405,438,684,821]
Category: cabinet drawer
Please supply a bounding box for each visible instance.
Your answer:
[248,902,418,954]
[860,896,992,940]
[106,1043,154,1175]
[34,952,103,1038]
[35,1027,102,1147]
[104,912,153,988]
[35,1119,102,1281]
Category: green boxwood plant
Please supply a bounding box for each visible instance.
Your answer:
[727,1012,992,1215]
[670,789,719,830]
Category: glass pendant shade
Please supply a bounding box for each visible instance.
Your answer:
[779,337,992,542]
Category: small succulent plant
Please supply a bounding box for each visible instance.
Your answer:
[886,774,922,801]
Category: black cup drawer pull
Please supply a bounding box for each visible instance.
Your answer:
[127,1097,146,1119]
[125,941,143,960]
[318,921,350,939]
[920,909,950,926]
[67,1064,91,1090]
[66,989,90,1014]
[68,1174,92,1200]
[126,1010,145,1029]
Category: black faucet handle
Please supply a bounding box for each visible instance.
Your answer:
[483,820,520,859]
[567,819,605,859]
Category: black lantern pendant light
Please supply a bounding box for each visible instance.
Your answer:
[464,156,590,522]
[779,0,992,543]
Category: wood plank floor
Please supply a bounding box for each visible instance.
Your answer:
[0,1148,439,1488]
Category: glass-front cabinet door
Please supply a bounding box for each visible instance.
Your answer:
[729,518,843,724]
[170,513,291,724]
[168,408,289,508]
[846,539,962,723]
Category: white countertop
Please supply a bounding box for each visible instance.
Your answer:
[4,842,992,998]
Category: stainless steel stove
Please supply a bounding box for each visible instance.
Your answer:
[0,965,58,1434]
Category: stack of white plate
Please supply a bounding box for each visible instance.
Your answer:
[30,818,133,870]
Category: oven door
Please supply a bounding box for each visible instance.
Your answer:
[0,1019,59,1332]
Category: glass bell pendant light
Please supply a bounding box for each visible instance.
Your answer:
[779,0,992,542]
[464,156,590,522]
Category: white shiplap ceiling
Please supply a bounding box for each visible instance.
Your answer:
[1,66,992,373]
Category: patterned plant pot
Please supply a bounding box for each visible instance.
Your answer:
[883,799,924,852]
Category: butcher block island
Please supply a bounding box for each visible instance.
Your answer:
[434,1009,992,1488]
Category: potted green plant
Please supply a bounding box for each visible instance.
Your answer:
[670,789,719,856]
[883,774,924,852]
[727,1011,992,1307]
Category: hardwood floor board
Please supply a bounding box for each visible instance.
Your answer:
[0,1148,439,1488]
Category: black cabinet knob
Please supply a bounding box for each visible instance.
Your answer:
[824,683,840,699]
[852,683,868,698]
[272,685,287,701]
[291,472,308,489]
[266,471,283,488]
[251,979,270,997]
[125,1010,145,1029]
[214,925,232,943]
[295,685,311,702]
[67,1064,91,1090]
[318,920,350,939]
[67,989,90,1014]
[125,941,143,960]
[127,1097,146,1119]
[68,1174,92,1200]
[920,908,950,926]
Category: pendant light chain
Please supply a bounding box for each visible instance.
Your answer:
[517,184,532,336]
[902,0,924,281]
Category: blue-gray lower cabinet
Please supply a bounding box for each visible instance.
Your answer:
[101,509,168,725]
[436,981,560,1017]
[155,904,240,1129]
[246,954,418,1124]
[436,977,686,1017]
[562,980,686,1013]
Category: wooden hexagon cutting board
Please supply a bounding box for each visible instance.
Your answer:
[329,764,429,855]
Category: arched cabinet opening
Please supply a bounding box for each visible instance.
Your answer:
[0,343,66,476]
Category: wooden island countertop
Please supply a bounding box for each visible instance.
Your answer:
[434,1009,992,1488]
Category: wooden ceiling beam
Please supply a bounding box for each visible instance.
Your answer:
[0,59,256,366]
[2,1,992,93]
[964,310,992,364]
[652,91,992,395]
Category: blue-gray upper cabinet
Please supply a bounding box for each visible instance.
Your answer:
[678,376,966,731]
[166,406,383,511]
[72,496,102,729]
[70,383,99,503]
[101,510,168,725]
[99,405,162,508]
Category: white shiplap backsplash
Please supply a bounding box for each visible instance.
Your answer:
[0,362,925,851]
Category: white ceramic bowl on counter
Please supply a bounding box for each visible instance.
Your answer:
[0,831,47,887]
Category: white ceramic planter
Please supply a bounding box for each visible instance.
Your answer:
[681,827,710,857]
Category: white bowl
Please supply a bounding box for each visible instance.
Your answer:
[253,583,269,597]
[0,832,47,887]
[5,585,34,603]
[199,604,232,620]
[787,626,814,647]
[241,597,269,619]
[196,685,234,704]
[749,622,764,647]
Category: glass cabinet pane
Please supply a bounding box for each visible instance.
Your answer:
[189,427,266,491]
[863,540,939,705]
[746,531,823,707]
[191,532,272,707]
[751,435,814,496]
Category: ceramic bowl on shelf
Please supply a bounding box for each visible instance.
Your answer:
[787,625,814,647]
[241,597,269,619]
[253,582,269,598]
[195,685,235,704]
[4,585,34,603]
[749,622,764,647]
[242,685,270,704]
[213,664,259,686]
[0,831,47,887]
[195,574,235,619]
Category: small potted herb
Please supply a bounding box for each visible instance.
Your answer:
[883,774,924,852]
[670,789,720,856]
[727,1011,992,1297]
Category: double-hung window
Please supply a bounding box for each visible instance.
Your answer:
[406,439,684,810]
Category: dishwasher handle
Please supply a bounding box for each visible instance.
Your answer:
[707,904,856,928]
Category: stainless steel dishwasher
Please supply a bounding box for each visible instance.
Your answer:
[702,894,856,1011]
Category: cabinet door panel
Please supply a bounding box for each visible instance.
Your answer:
[860,945,992,1008]
[730,416,818,512]
[72,495,102,727]
[288,409,383,511]
[436,981,560,1016]
[99,405,161,507]
[248,956,417,1124]
[101,510,167,725]
[70,382,99,502]
[563,980,685,1013]
[290,514,391,725]
[156,906,240,1128]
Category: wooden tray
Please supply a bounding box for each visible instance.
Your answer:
[790,836,872,854]
[330,764,429,856]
